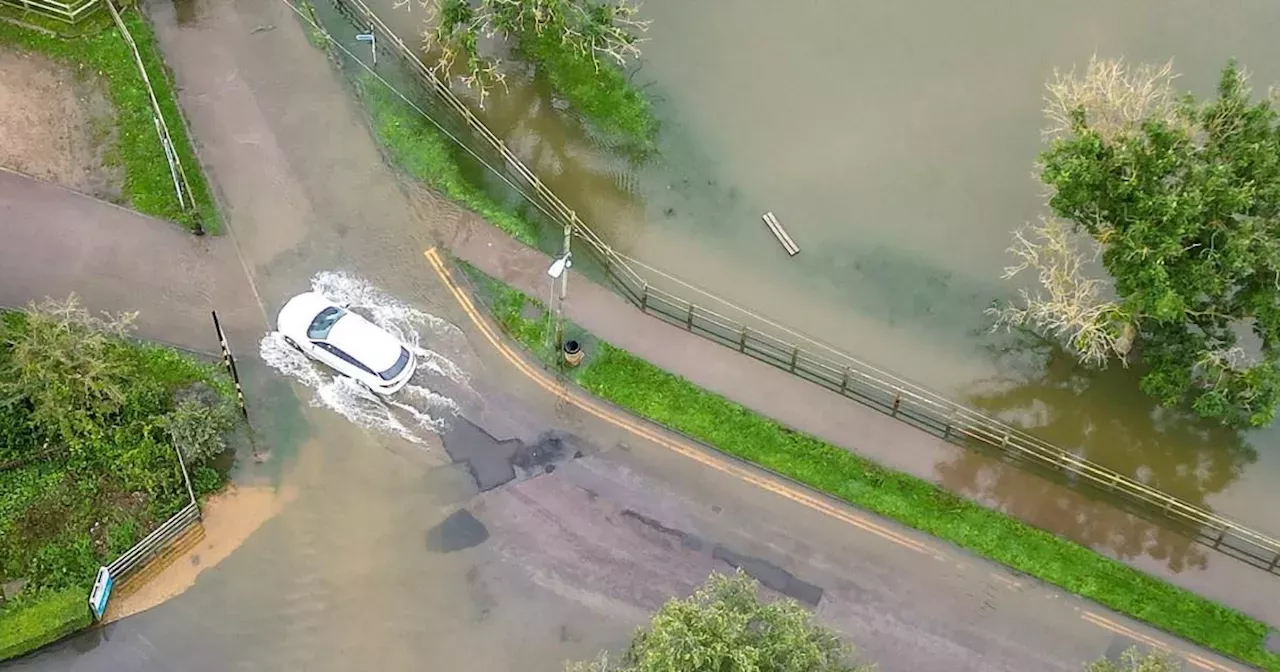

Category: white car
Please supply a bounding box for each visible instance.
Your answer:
[276,292,417,394]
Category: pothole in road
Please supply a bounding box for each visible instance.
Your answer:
[260,270,477,445]
[441,417,586,491]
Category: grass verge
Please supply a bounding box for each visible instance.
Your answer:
[0,589,92,661]
[459,261,1280,672]
[0,8,219,232]
[522,31,658,151]
[355,73,539,246]
[0,306,237,662]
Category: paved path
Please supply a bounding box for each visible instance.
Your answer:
[450,213,1280,629]
[0,0,1260,670]
[0,168,262,348]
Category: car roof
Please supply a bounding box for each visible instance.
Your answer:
[326,311,404,372]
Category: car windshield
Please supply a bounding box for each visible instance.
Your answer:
[379,347,411,381]
[306,306,346,340]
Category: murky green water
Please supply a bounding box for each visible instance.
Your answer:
[360,0,1280,547]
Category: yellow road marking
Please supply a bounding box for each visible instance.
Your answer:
[426,247,1240,672]
[424,248,942,558]
[1081,610,1235,672]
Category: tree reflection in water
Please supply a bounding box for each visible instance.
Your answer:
[946,332,1257,574]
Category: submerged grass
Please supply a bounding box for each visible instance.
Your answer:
[355,74,539,246]
[461,261,1280,672]
[522,31,658,151]
[0,9,219,232]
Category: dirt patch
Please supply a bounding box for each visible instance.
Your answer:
[101,483,298,623]
[0,46,121,200]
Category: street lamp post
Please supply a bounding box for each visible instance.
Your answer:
[546,250,572,356]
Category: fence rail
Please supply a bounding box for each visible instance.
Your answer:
[327,0,1280,575]
[0,0,100,23]
[106,501,200,581]
[104,0,201,232]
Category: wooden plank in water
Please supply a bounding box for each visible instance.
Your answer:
[762,211,799,256]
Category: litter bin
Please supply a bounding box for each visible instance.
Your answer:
[562,339,584,367]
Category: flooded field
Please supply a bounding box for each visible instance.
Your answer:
[316,0,1280,570]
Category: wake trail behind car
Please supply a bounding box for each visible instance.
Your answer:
[261,271,477,445]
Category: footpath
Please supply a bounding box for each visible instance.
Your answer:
[448,210,1280,629]
[0,167,262,347]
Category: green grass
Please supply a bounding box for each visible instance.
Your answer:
[0,4,111,38]
[0,309,236,661]
[463,263,1280,672]
[356,74,539,245]
[523,31,658,151]
[0,589,92,661]
[0,8,219,232]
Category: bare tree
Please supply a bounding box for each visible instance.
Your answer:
[987,217,1134,368]
[1043,56,1182,141]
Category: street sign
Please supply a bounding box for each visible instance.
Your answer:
[356,33,377,65]
[88,566,114,620]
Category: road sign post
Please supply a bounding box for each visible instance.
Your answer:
[88,566,114,620]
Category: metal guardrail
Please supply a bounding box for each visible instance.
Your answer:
[0,0,100,24]
[327,0,1280,575]
[106,501,200,581]
[105,436,199,585]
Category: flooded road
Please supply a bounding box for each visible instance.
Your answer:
[354,0,1280,548]
[260,270,476,445]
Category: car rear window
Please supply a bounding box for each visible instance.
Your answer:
[307,306,345,340]
[379,347,412,381]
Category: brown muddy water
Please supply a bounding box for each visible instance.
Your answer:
[354,0,1280,566]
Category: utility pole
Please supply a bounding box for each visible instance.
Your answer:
[545,224,573,359]
[556,224,572,349]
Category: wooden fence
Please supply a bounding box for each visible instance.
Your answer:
[322,0,1280,575]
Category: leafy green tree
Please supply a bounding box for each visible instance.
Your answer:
[419,0,649,106]
[993,58,1280,427]
[1085,646,1182,671]
[0,295,136,451]
[565,571,872,672]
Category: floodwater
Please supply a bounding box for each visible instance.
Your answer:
[352,1,1280,559]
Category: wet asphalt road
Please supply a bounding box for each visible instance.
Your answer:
[0,0,1257,669]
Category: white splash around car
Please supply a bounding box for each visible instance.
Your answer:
[276,291,417,395]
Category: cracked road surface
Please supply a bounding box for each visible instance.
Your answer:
[0,0,1253,668]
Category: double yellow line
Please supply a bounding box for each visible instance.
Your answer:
[423,247,1243,672]
[1081,610,1234,672]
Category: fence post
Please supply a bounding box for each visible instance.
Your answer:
[891,392,901,416]
[1269,552,1279,572]
[640,283,649,312]
[839,368,849,395]
[789,346,799,372]
[1212,527,1228,549]
[739,326,748,352]
[171,442,197,509]
[211,311,249,421]
[686,303,695,330]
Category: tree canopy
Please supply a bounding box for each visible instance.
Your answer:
[994,58,1280,427]
[1085,647,1182,672]
[565,571,871,672]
